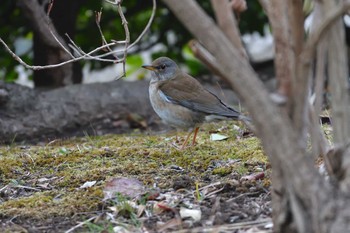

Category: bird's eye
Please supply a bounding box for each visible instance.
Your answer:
[160,64,166,70]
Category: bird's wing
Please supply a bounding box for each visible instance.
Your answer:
[158,72,240,118]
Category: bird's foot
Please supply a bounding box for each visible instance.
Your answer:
[170,139,197,150]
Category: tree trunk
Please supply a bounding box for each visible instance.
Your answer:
[0,80,154,143]
[0,80,240,144]
[161,0,350,232]
[17,0,84,88]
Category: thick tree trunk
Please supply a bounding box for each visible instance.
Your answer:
[17,0,84,88]
[0,80,154,143]
[50,0,84,85]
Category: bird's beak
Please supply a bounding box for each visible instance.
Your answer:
[142,65,157,71]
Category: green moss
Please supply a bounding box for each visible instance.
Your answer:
[0,121,268,221]
[212,167,232,176]
[0,187,103,218]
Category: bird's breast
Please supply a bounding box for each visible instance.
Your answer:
[149,83,204,129]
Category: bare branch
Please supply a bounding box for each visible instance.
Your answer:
[0,0,157,76]
[210,0,247,59]
[309,2,329,159]
[47,26,75,59]
[309,42,329,159]
[115,1,130,79]
[301,0,350,63]
[288,0,307,145]
[0,38,118,70]
[189,39,229,83]
[95,9,110,50]
[257,0,270,15]
[46,0,54,16]
[267,0,298,98]
[127,0,156,51]
[230,0,247,15]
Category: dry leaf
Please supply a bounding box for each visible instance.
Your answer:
[179,207,202,222]
[241,172,265,181]
[79,181,97,189]
[210,133,229,141]
[103,177,145,200]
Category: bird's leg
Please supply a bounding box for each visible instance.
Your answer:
[180,130,194,150]
[191,127,200,146]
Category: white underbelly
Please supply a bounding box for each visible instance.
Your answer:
[149,84,203,129]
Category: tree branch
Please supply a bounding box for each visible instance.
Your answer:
[301,0,350,64]
[210,0,247,59]
[17,0,65,49]
[0,0,157,77]
[161,0,322,194]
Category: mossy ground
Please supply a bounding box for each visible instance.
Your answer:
[0,121,269,232]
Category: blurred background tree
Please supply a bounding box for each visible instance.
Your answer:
[0,0,267,88]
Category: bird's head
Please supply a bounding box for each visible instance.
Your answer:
[142,57,179,81]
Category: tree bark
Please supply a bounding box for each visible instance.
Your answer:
[161,0,350,232]
[17,0,83,88]
[0,80,240,144]
[0,80,154,143]
[210,0,247,59]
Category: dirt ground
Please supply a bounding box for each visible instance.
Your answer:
[0,121,272,233]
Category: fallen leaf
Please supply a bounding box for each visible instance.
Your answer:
[79,181,97,189]
[103,177,145,200]
[113,226,131,233]
[179,207,202,222]
[136,204,146,217]
[154,201,175,214]
[241,172,265,181]
[37,183,50,189]
[108,206,118,212]
[232,125,241,131]
[210,133,229,141]
[37,178,49,183]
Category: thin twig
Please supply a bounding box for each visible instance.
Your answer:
[0,185,8,192]
[65,34,116,62]
[65,215,99,233]
[207,196,220,226]
[171,218,272,233]
[48,27,75,59]
[95,8,118,59]
[197,181,222,191]
[23,152,35,164]
[309,7,329,158]
[0,0,157,76]
[46,0,54,16]
[205,186,225,199]
[115,1,130,79]
[0,38,116,70]
[127,0,156,51]
[13,185,41,191]
[45,0,75,59]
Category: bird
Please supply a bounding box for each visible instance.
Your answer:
[142,57,251,150]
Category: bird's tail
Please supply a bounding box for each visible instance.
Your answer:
[238,114,251,123]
